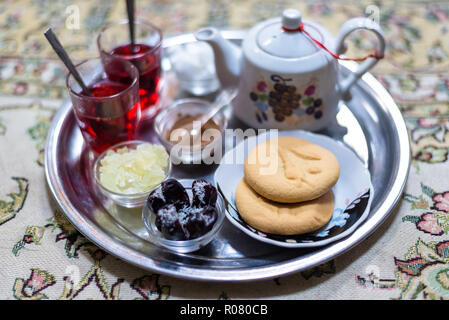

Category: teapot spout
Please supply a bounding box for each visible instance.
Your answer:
[194,27,241,89]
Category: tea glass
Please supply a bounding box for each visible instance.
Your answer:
[97,19,163,118]
[66,56,140,154]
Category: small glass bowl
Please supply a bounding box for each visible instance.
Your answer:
[93,140,171,208]
[166,42,220,96]
[142,179,225,253]
[154,98,228,164]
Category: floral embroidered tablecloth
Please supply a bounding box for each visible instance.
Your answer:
[1,0,449,300]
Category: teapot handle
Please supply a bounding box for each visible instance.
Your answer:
[335,18,386,100]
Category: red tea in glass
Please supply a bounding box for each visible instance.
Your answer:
[98,20,163,118]
[110,43,161,108]
[67,57,141,154]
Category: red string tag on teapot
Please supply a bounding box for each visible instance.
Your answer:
[282,23,384,62]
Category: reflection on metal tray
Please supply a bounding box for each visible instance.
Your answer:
[45,30,410,281]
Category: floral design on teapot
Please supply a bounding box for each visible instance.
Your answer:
[249,75,323,123]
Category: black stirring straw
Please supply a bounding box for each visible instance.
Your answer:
[44,28,91,96]
[126,0,136,53]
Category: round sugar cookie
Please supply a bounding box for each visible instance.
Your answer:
[244,137,340,203]
[235,179,334,235]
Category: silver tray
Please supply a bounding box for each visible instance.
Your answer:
[45,30,410,281]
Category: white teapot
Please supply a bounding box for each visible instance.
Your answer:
[194,9,385,130]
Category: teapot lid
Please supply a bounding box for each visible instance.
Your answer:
[257,9,321,59]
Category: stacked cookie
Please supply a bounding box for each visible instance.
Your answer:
[235,137,340,235]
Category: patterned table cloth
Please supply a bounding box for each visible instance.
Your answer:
[1,0,449,300]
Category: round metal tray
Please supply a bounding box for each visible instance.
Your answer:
[45,30,410,281]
